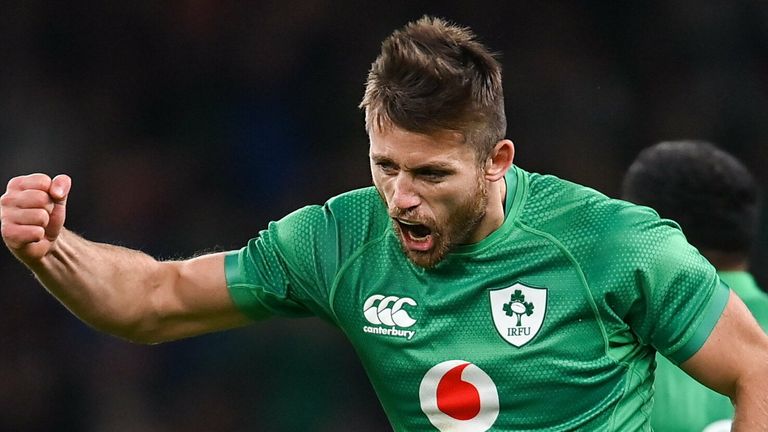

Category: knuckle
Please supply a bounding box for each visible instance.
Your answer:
[0,189,51,210]
[1,224,44,246]
[31,225,45,240]
[24,190,48,207]
[8,175,29,189]
[0,223,18,242]
[0,207,12,224]
[0,191,11,207]
[31,209,50,226]
[25,173,47,181]
[8,174,50,192]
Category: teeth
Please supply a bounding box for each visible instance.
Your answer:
[396,218,431,242]
[398,219,421,226]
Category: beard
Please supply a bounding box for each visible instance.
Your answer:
[386,175,489,268]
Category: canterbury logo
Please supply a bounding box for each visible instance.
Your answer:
[363,295,417,328]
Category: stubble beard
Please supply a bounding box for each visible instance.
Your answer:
[392,176,489,269]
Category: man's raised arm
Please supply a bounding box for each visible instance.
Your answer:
[0,173,250,344]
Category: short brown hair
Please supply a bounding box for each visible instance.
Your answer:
[360,16,506,161]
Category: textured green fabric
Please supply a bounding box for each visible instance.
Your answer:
[651,271,768,432]
[225,166,727,431]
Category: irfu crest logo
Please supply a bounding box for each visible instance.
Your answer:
[502,289,534,327]
[489,283,547,347]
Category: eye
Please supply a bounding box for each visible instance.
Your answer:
[418,169,450,182]
[376,162,398,175]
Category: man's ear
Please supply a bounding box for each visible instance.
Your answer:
[485,139,515,181]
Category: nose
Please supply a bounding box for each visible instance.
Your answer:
[391,174,421,211]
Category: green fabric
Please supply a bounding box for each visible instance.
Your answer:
[226,166,726,431]
[665,281,729,365]
[651,271,768,432]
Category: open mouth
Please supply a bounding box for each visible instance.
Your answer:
[396,218,434,251]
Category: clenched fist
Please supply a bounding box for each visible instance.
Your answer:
[0,174,72,262]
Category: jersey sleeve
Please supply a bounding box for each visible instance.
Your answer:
[615,208,730,364]
[224,204,341,324]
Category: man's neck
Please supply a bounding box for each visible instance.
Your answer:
[500,174,507,214]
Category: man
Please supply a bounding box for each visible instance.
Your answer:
[2,17,767,431]
[622,140,768,432]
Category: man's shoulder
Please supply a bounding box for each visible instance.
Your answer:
[520,170,661,236]
[273,185,386,239]
[517,170,693,273]
[282,186,384,223]
[313,185,390,245]
[324,185,388,224]
[268,186,390,270]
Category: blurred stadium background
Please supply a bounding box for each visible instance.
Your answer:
[2,1,768,431]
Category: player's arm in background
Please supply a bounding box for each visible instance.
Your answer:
[0,173,251,344]
[681,290,768,430]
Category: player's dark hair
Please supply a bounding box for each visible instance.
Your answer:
[622,140,760,260]
[360,16,506,161]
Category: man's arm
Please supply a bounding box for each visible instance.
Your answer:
[1,173,250,344]
[680,290,768,430]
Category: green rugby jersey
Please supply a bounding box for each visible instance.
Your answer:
[225,166,729,431]
[651,271,768,432]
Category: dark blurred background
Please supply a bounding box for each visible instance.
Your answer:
[2,1,768,431]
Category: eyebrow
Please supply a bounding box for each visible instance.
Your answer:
[370,154,394,165]
[370,154,457,173]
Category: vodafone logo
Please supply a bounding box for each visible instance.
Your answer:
[419,360,499,432]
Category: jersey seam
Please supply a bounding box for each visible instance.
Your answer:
[225,249,310,320]
[514,221,614,363]
[607,360,649,432]
[327,230,392,325]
